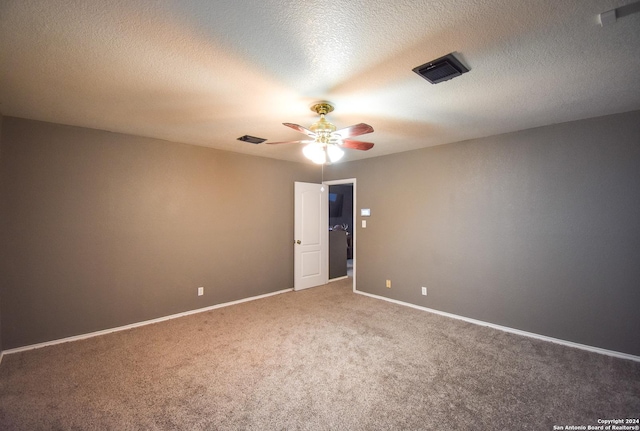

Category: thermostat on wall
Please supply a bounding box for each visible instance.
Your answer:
[361,208,371,217]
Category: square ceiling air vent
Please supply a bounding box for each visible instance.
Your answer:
[237,135,266,144]
[412,53,469,84]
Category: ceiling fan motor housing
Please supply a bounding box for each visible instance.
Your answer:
[310,103,337,144]
[310,116,336,142]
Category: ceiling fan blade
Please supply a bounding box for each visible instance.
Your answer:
[266,140,308,145]
[334,123,374,139]
[342,139,374,151]
[283,123,316,137]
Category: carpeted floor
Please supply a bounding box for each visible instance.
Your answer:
[1,278,639,430]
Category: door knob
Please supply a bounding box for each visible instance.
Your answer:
[296,240,301,244]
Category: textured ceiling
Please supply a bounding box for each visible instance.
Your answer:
[1,0,639,164]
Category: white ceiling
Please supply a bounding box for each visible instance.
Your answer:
[1,0,639,164]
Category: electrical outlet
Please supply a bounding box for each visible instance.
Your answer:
[421,286,427,296]
[198,287,204,296]
[386,280,391,288]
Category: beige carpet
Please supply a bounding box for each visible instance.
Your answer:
[1,278,639,430]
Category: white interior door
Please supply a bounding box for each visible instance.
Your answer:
[294,182,328,291]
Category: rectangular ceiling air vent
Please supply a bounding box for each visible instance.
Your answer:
[412,53,469,84]
[237,135,266,144]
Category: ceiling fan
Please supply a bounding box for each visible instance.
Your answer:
[267,102,374,164]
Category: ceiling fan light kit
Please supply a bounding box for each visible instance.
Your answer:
[302,141,344,164]
[267,102,374,164]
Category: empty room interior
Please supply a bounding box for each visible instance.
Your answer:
[1,1,639,429]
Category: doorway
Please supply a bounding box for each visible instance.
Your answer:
[324,178,356,291]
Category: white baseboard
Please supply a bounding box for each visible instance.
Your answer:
[329,275,349,282]
[6,286,637,364]
[2,287,293,357]
[354,289,640,363]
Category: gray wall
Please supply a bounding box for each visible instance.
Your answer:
[327,110,640,356]
[2,111,640,356]
[0,117,319,349]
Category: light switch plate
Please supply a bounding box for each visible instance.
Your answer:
[362,220,367,228]
[360,208,371,217]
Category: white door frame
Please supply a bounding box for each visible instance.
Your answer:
[323,178,357,292]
